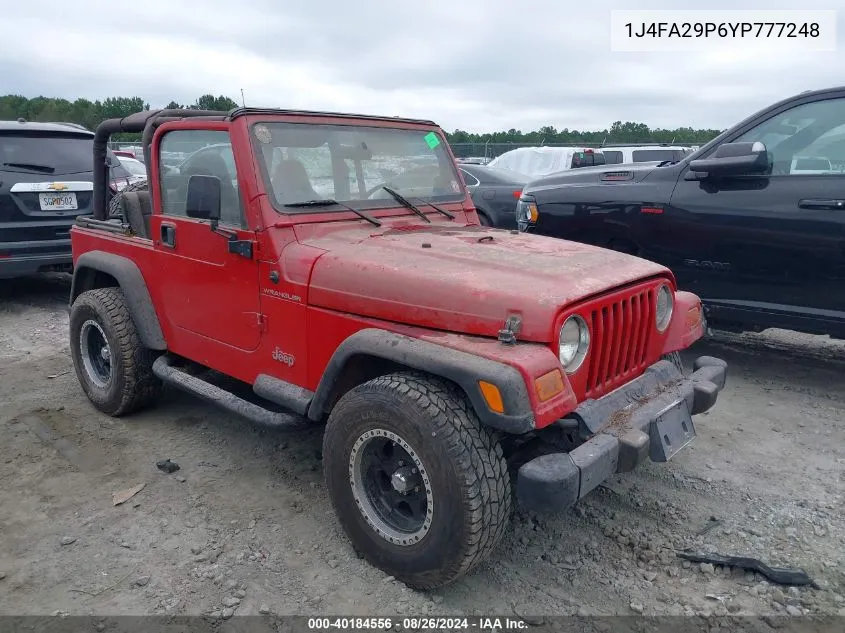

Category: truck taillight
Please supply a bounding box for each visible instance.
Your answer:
[512,190,522,198]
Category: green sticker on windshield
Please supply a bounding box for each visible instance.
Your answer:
[424,131,441,149]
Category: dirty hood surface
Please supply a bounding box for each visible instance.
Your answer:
[302,223,670,342]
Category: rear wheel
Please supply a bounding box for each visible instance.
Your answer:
[322,372,512,589]
[69,287,162,416]
[476,210,492,226]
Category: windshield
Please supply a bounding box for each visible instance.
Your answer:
[0,132,93,175]
[251,122,464,210]
[118,157,147,176]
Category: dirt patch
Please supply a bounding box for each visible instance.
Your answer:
[0,274,843,618]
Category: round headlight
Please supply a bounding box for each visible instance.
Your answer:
[559,315,590,373]
[655,284,674,332]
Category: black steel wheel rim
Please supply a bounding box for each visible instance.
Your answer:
[349,429,433,546]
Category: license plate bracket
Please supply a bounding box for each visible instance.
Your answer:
[649,399,695,462]
[39,192,78,211]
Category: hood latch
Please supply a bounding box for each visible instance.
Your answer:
[497,315,522,345]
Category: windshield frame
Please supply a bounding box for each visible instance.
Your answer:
[248,120,466,215]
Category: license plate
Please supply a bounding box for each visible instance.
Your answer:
[39,192,78,211]
[649,399,696,462]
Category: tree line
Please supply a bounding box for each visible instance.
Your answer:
[449,120,723,146]
[0,94,240,140]
[0,94,723,145]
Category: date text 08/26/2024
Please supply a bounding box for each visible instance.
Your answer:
[307,617,529,631]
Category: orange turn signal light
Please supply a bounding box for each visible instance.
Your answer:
[534,369,564,402]
[478,381,504,414]
[686,305,702,329]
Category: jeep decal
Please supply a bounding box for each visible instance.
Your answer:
[272,347,295,366]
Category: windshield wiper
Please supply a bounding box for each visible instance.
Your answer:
[379,186,431,223]
[2,162,55,173]
[407,196,455,220]
[284,199,381,227]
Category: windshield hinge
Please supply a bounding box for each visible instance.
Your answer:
[497,315,522,345]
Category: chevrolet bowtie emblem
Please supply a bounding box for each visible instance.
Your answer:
[47,182,68,191]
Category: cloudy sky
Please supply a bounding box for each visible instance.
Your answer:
[1,0,842,133]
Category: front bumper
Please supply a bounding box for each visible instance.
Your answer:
[517,355,727,513]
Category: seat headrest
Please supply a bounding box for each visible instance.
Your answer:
[273,159,318,202]
[184,152,231,183]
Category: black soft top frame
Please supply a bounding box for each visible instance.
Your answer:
[92,107,438,220]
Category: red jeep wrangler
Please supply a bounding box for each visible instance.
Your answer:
[68,108,727,589]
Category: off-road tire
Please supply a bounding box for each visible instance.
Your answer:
[322,372,512,589]
[108,180,149,218]
[662,351,687,376]
[69,287,162,416]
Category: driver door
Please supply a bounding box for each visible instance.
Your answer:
[151,128,262,351]
[666,93,845,314]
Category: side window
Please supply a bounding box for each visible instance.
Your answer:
[571,151,605,168]
[218,148,237,180]
[632,149,674,162]
[732,97,845,176]
[159,130,246,227]
[460,169,480,187]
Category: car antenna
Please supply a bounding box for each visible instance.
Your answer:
[240,89,246,107]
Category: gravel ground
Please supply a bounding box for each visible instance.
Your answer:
[0,273,843,619]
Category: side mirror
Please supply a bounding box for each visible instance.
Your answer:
[687,141,769,178]
[185,175,222,222]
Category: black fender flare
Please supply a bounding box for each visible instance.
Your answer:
[307,328,535,434]
[70,251,166,350]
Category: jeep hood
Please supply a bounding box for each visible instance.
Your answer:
[525,161,662,194]
[301,223,670,342]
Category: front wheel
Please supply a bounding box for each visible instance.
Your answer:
[322,372,512,589]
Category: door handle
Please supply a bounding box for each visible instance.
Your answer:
[160,222,176,247]
[798,198,845,210]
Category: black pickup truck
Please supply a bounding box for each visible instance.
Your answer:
[517,86,845,340]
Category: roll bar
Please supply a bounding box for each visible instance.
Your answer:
[92,109,227,220]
